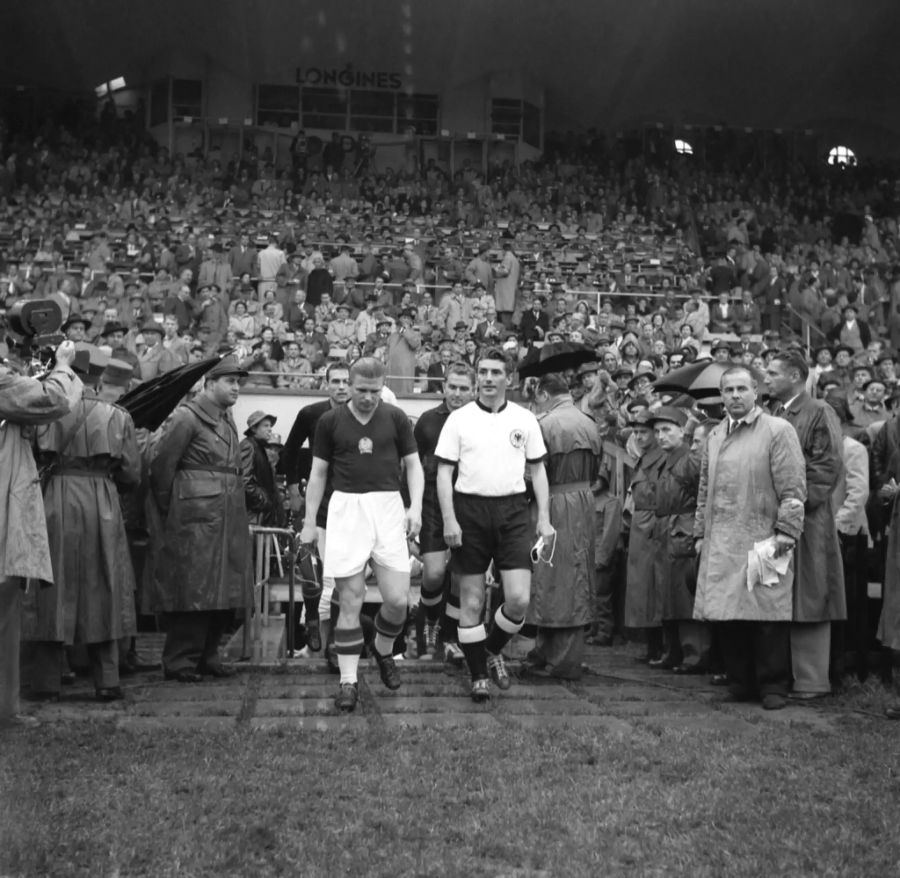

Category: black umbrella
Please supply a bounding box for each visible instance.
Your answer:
[518,342,597,379]
[119,355,224,430]
[652,359,728,400]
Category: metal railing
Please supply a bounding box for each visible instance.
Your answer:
[780,301,828,350]
[246,525,297,660]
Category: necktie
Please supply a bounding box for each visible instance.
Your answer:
[772,403,785,417]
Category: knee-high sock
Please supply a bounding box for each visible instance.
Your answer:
[373,609,405,658]
[334,626,365,684]
[300,563,322,627]
[441,593,460,644]
[419,570,446,624]
[458,623,488,680]
[485,604,524,657]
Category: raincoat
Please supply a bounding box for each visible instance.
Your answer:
[777,392,847,622]
[624,444,666,628]
[874,417,900,649]
[493,250,521,314]
[0,366,82,582]
[147,394,250,612]
[655,443,700,621]
[693,408,806,621]
[527,397,601,627]
[24,393,140,643]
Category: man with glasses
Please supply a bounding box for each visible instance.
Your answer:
[435,348,554,702]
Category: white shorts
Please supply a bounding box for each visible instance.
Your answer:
[323,491,411,579]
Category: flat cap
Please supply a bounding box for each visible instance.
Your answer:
[648,405,687,427]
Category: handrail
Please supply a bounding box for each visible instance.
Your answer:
[780,301,828,349]
[247,525,298,659]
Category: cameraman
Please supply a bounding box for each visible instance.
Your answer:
[0,340,82,728]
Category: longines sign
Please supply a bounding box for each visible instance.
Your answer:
[295,66,403,90]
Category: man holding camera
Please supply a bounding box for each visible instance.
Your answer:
[0,340,82,728]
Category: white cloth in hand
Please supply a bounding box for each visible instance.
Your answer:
[746,537,791,592]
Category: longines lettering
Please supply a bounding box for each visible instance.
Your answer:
[295,66,403,90]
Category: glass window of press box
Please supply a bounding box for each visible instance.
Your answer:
[172,79,203,120]
[257,85,438,135]
[491,98,541,148]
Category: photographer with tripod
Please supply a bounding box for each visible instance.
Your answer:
[0,338,82,728]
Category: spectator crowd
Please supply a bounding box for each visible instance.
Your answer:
[4,104,900,714]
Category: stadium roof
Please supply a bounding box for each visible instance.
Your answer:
[3,0,900,150]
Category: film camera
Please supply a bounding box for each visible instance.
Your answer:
[7,299,65,371]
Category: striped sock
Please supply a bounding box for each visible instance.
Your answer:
[334,626,365,684]
[485,604,524,657]
[419,575,444,624]
[373,609,405,658]
[458,623,488,680]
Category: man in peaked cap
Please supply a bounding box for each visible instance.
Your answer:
[97,359,134,402]
[148,354,250,683]
[80,345,111,390]
[647,405,711,674]
[25,343,141,703]
[623,406,667,664]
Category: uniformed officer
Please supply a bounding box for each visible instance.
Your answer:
[25,358,141,701]
[148,355,251,682]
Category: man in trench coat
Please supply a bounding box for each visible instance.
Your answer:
[148,356,251,682]
[693,366,807,710]
[764,351,847,698]
[25,373,141,700]
[623,411,666,661]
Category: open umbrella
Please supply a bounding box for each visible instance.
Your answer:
[518,341,597,379]
[119,355,224,430]
[652,359,728,399]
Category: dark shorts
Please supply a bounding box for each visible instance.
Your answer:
[419,484,447,554]
[449,492,532,575]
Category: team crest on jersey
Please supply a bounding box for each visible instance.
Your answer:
[358,437,374,454]
[509,428,526,448]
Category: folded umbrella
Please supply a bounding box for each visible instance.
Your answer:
[118,355,225,430]
[518,341,597,379]
[652,359,728,400]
